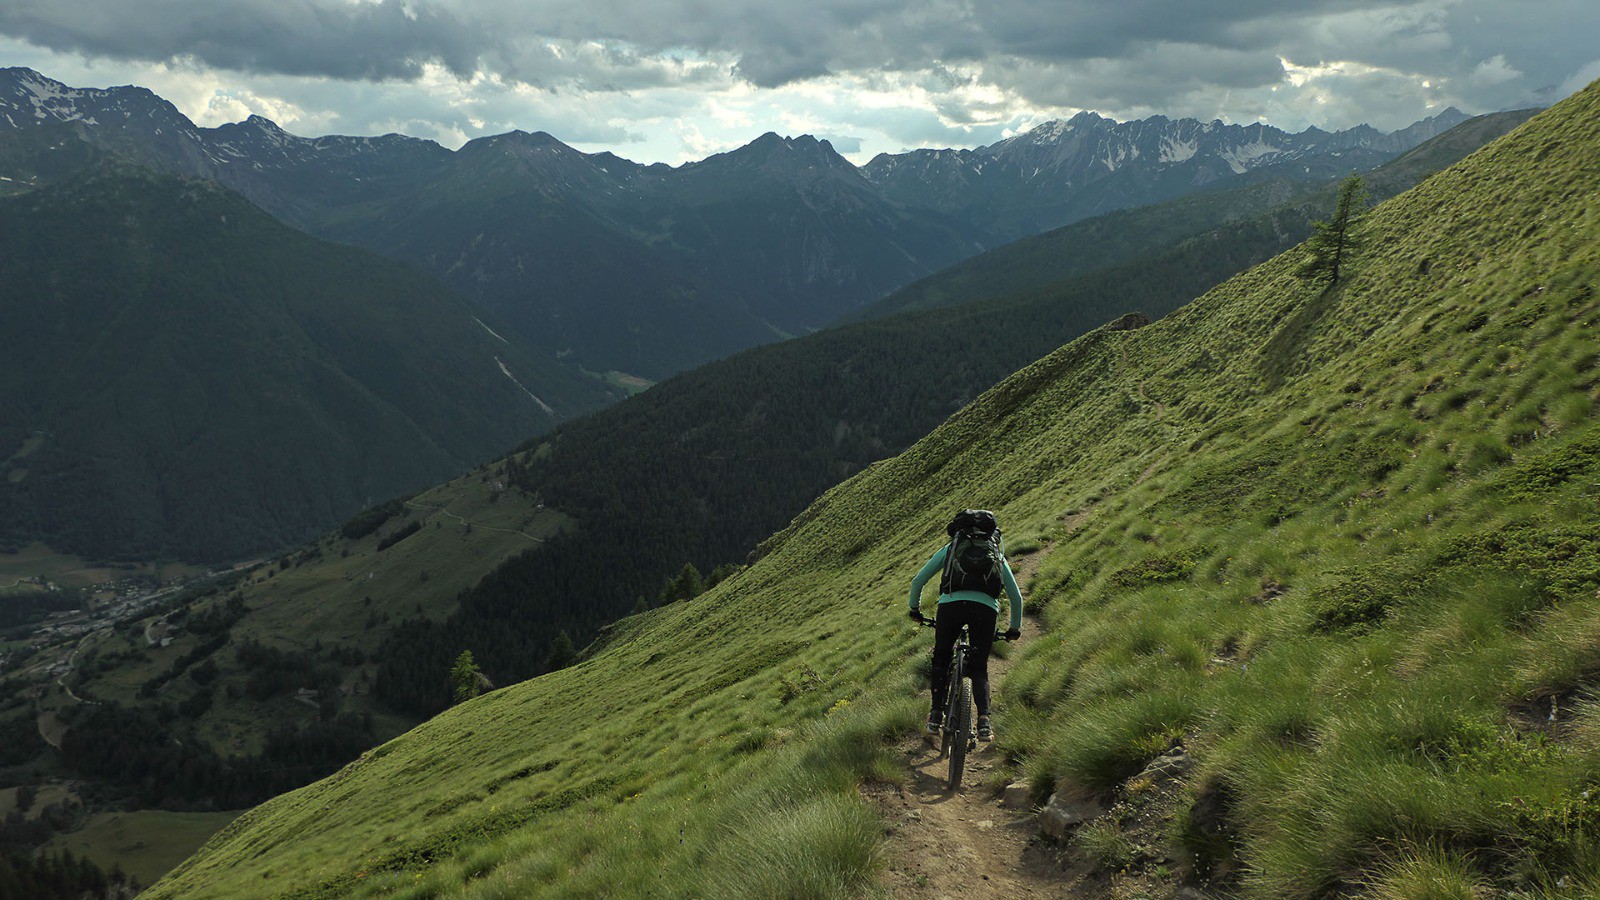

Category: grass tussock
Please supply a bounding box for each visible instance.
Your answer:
[1366,847,1491,900]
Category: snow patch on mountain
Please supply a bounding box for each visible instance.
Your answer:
[1220,138,1284,174]
[1102,142,1139,171]
[1159,136,1198,163]
[18,72,80,106]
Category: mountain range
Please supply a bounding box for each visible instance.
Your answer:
[864,106,1471,241]
[0,55,1575,893]
[1,67,1471,379]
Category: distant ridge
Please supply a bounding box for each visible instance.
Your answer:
[854,108,1539,322]
[0,67,1478,376]
[863,106,1473,240]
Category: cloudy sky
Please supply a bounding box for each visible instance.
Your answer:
[2,0,1596,164]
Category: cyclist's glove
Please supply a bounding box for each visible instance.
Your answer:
[909,609,926,624]
[1004,627,1021,641]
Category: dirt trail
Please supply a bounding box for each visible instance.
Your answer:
[870,547,1069,898]
[1119,342,1167,420]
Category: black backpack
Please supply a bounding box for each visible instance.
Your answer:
[940,509,1003,597]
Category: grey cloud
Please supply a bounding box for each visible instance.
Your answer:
[732,44,835,88]
[849,104,1013,152]
[487,40,726,92]
[1435,1,1600,100]
[970,0,1387,59]
[982,42,1286,112]
[0,0,490,80]
[2,0,1596,148]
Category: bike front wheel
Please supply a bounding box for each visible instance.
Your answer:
[947,664,972,790]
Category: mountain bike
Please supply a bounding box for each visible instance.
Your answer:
[920,619,1011,790]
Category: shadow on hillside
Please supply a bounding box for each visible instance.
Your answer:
[1259,284,1343,388]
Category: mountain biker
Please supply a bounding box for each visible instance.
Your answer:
[909,509,1023,743]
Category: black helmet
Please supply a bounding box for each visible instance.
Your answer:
[947,509,998,537]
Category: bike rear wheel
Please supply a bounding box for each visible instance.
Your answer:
[947,653,972,790]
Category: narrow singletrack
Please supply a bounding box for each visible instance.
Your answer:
[870,547,1067,898]
[1119,342,1167,420]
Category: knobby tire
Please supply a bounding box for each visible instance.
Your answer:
[947,650,971,790]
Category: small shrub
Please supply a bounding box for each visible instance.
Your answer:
[1501,785,1600,872]
[1310,570,1400,633]
[1109,548,1206,588]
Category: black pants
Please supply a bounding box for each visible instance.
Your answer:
[929,600,997,717]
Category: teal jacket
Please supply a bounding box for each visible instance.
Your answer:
[909,542,1024,631]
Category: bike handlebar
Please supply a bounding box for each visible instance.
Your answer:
[913,617,1016,641]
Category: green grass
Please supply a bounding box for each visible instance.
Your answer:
[1074,821,1139,872]
[599,370,654,394]
[43,809,242,889]
[0,783,70,818]
[151,81,1600,898]
[1366,847,1493,899]
[236,471,567,652]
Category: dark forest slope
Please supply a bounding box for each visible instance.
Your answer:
[0,170,614,561]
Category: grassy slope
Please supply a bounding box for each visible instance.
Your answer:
[155,84,1599,898]
[854,175,1309,321]
[344,109,1530,719]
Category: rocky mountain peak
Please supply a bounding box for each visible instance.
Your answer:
[0,66,190,133]
[244,114,285,132]
[702,131,856,177]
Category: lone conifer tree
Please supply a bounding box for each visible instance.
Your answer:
[544,630,578,671]
[450,650,482,704]
[1299,175,1369,285]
